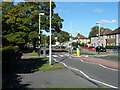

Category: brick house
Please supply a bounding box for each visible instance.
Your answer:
[91,27,120,47]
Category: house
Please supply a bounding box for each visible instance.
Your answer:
[90,27,120,47]
[73,34,90,44]
[111,27,120,46]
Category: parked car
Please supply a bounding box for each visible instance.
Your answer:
[88,46,96,51]
[60,46,65,49]
[96,46,106,52]
[55,45,60,49]
[72,46,78,50]
[84,45,88,47]
[113,46,120,53]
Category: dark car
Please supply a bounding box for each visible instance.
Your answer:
[60,46,65,49]
[113,46,120,53]
[55,45,60,49]
[96,46,106,52]
[72,46,78,50]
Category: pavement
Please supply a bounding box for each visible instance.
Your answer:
[2,54,99,88]
[16,69,98,88]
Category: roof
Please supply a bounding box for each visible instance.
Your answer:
[112,27,120,34]
[73,35,88,39]
[92,28,112,37]
[101,28,113,35]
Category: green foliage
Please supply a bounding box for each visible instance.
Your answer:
[2,46,21,73]
[2,2,64,46]
[29,31,38,42]
[5,31,27,45]
[80,43,85,46]
[72,42,85,47]
[2,45,19,51]
[37,63,65,71]
[105,45,117,49]
[72,42,79,46]
[88,26,99,39]
[52,30,69,44]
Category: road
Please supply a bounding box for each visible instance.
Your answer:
[52,53,119,88]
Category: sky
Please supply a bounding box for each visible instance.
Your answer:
[54,2,118,37]
[2,0,119,37]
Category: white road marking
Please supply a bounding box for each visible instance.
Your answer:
[99,64,119,71]
[53,57,118,89]
[71,55,119,72]
[59,55,64,57]
[52,55,58,57]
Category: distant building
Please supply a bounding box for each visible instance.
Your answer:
[90,27,120,47]
[73,34,90,44]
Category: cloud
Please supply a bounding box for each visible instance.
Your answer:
[94,9,103,13]
[98,19,117,24]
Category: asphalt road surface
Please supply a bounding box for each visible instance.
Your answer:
[52,53,119,88]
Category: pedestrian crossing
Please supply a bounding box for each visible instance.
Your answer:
[52,54,65,58]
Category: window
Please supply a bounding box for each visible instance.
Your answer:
[84,40,86,43]
[111,35,115,39]
[91,37,94,40]
[108,35,110,39]
[119,34,120,38]
[111,43,115,46]
[107,43,109,45]
[101,36,103,39]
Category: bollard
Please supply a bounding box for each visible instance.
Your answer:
[77,48,80,56]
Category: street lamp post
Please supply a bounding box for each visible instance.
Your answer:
[96,22,100,46]
[78,32,80,45]
[38,13,44,56]
[69,34,72,58]
[96,22,100,53]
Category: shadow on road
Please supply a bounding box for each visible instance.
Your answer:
[2,57,48,88]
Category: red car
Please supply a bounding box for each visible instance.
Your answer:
[84,45,88,47]
[88,46,96,51]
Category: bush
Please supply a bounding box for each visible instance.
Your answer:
[2,45,19,51]
[2,46,22,73]
[105,45,116,49]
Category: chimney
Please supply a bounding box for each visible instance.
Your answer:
[101,27,104,32]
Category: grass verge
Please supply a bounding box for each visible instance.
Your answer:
[105,55,120,59]
[80,51,103,55]
[28,52,38,56]
[37,63,65,71]
[30,57,65,71]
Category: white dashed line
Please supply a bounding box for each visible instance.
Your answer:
[52,55,58,57]
[53,57,118,89]
[59,55,64,57]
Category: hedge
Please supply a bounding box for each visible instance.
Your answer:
[105,45,117,49]
[2,46,22,73]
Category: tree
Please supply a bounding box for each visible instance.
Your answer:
[28,31,38,49]
[2,2,64,47]
[88,26,99,39]
[52,30,69,45]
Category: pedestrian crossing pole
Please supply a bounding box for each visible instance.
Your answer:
[49,0,52,65]
[39,13,44,56]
